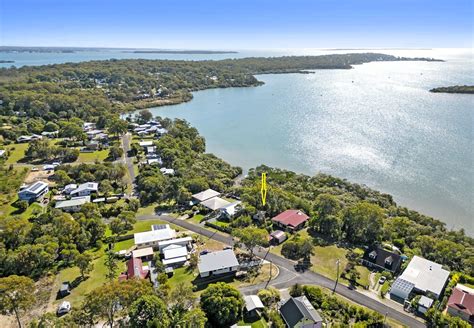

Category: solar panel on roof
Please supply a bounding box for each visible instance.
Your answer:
[152,224,168,230]
[29,182,45,192]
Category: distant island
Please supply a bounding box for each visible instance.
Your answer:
[0,46,237,55]
[128,50,238,54]
[0,60,14,63]
[0,52,443,112]
[430,85,474,94]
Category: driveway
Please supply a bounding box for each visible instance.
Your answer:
[137,214,425,328]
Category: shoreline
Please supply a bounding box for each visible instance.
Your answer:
[139,82,472,236]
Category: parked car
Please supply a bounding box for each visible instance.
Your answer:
[379,276,387,285]
[31,167,39,172]
[58,282,71,298]
[223,246,233,250]
[200,250,209,255]
[57,301,71,316]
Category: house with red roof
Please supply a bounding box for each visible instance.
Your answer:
[272,209,310,231]
[118,257,149,281]
[447,284,474,324]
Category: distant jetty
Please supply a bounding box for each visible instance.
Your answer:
[0,60,14,63]
[430,85,474,94]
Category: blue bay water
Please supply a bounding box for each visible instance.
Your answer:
[2,48,473,234]
[145,50,474,234]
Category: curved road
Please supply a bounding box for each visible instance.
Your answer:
[138,214,425,328]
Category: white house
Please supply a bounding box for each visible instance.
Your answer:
[200,197,230,211]
[192,189,221,203]
[162,244,189,267]
[55,196,91,212]
[70,182,99,197]
[198,249,239,278]
[62,184,78,195]
[160,168,175,175]
[157,237,193,252]
[219,201,242,219]
[0,149,5,157]
[134,224,177,249]
[18,181,49,202]
[390,256,450,302]
[139,140,153,148]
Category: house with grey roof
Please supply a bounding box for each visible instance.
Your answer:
[192,188,221,203]
[279,295,323,328]
[55,196,91,212]
[18,181,49,202]
[390,256,450,303]
[198,249,239,278]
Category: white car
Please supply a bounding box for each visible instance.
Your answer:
[57,301,71,316]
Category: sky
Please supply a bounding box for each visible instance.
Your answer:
[0,0,472,49]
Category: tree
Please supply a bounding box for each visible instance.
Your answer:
[232,226,268,258]
[179,308,207,328]
[76,253,94,279]
[99,179,114,195]
[108,146,123,161]
[342,202,385,244]
[44,121,59,132]
[188,252,199,269]
[80,279,153,328]
[257,287,281,307]
[0,275,36,328]
[128,294,170,328]
[110,211,136,236]
[137,109,153,123]
[107,118,128,137]
[281,236,313,261]
[267,309,285,328]
[313,193,341,218]
[16,200,28,213]
[104,249,118,281]
[59,122,86,143]
[200,282,244,327]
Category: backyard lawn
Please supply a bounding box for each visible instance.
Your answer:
[54,249,109,306]
[76,149,109,163]
[3,143,28,164]
[270,230,370,287]
[238,317,267,328]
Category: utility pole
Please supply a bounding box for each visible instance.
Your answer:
[332,259,340,294]
[383,312,388,326]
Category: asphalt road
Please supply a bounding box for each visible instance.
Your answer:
[121,133,136,192]
[138,214,426,327]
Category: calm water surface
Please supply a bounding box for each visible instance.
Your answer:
[145,50,473,234]
[2,48,472,233]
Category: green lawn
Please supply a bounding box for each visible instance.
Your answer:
[238,317,267,328]
[76,150,109,163]
[189,214,204,225]
[167,267,197,290]
[136,204,157,216]
[4,143,29,164]
[0,198,44,219]
[271,231,370,287]
[56,249,109,306]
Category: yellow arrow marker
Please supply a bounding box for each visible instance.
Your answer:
[261,172,267,206]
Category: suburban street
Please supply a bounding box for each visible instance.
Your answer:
[121,133,136,193]
[137,214,426,328]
